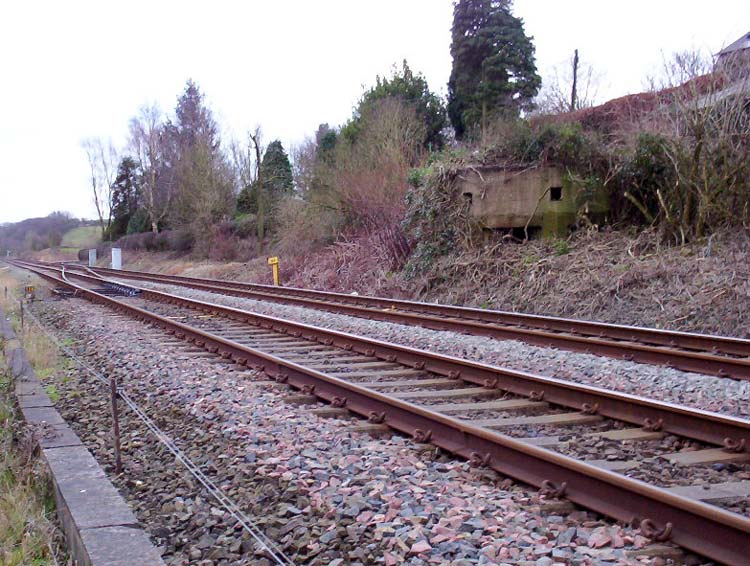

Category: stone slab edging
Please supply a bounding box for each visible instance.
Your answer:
[1,308,165,566]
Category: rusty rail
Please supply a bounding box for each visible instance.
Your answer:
[13,261,750,565]
[79,264,750,380]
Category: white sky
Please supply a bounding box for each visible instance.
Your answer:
[1,0,748,223]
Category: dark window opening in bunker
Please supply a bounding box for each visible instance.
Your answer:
[550,186,563,201]
[463,192,473,204]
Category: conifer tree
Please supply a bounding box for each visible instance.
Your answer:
[448,0,541,138]
[169,80,234,243]
[108,156,140,240]
[260,140,293,199]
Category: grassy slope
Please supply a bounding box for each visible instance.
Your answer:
[59,225,101,251]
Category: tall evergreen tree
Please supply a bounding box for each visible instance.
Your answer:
[169,80,234,240]
[447,0,541,139]
[108,156,140,240]
[260,140,293,198]
[315,124,337,164]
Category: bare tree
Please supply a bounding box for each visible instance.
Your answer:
[535,50,603,114]
[229,127,261,196]
[248,128,266,246]
[81,138,118,240]
[129,104,172,233]
[290,136,317,198]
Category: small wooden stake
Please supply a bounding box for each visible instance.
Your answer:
[110,375,122,474]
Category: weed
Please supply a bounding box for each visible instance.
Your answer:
[44,385,60,403]
[554,240,571,256]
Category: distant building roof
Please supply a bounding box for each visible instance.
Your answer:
[718,31,750,56]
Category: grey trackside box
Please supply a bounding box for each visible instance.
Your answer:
[111,248,122,270]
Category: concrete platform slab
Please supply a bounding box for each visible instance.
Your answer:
[39,423,83,449]
[21,405,66,425]
[80,525,165,566]
[15,379,46,396]
[44,445,138,529]
[18,391,54,408]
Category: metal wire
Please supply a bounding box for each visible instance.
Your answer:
[24,307,294,566]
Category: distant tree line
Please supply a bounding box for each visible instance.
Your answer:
[0,212,83,253]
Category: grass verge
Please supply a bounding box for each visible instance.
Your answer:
[0,269,66,566]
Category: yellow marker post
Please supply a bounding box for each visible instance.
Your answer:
[267,256,280,286]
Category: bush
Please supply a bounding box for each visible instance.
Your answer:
[126,209,151,234]
[208,229,238,261]
[274,197,337,256]
[232,214,257,239]
[113,230,193,253]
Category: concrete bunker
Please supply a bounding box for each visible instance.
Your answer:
[456,165,608,238]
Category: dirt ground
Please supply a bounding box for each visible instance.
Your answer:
[34,227,750,338]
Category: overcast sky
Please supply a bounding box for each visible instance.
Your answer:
[1,0,748,223]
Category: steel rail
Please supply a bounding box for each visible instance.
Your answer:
[26,261,750,455]
[16,263,750,565]
[81,264,750,380]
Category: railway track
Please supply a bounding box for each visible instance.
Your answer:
[53,262,750,381]
[10,259,750,564]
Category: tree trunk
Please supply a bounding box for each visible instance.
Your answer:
[570,49,579,112]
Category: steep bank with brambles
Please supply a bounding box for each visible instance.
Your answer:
[116,228,750,339]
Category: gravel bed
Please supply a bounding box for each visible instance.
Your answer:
[123,280,750,419]
[28,294,693,566]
